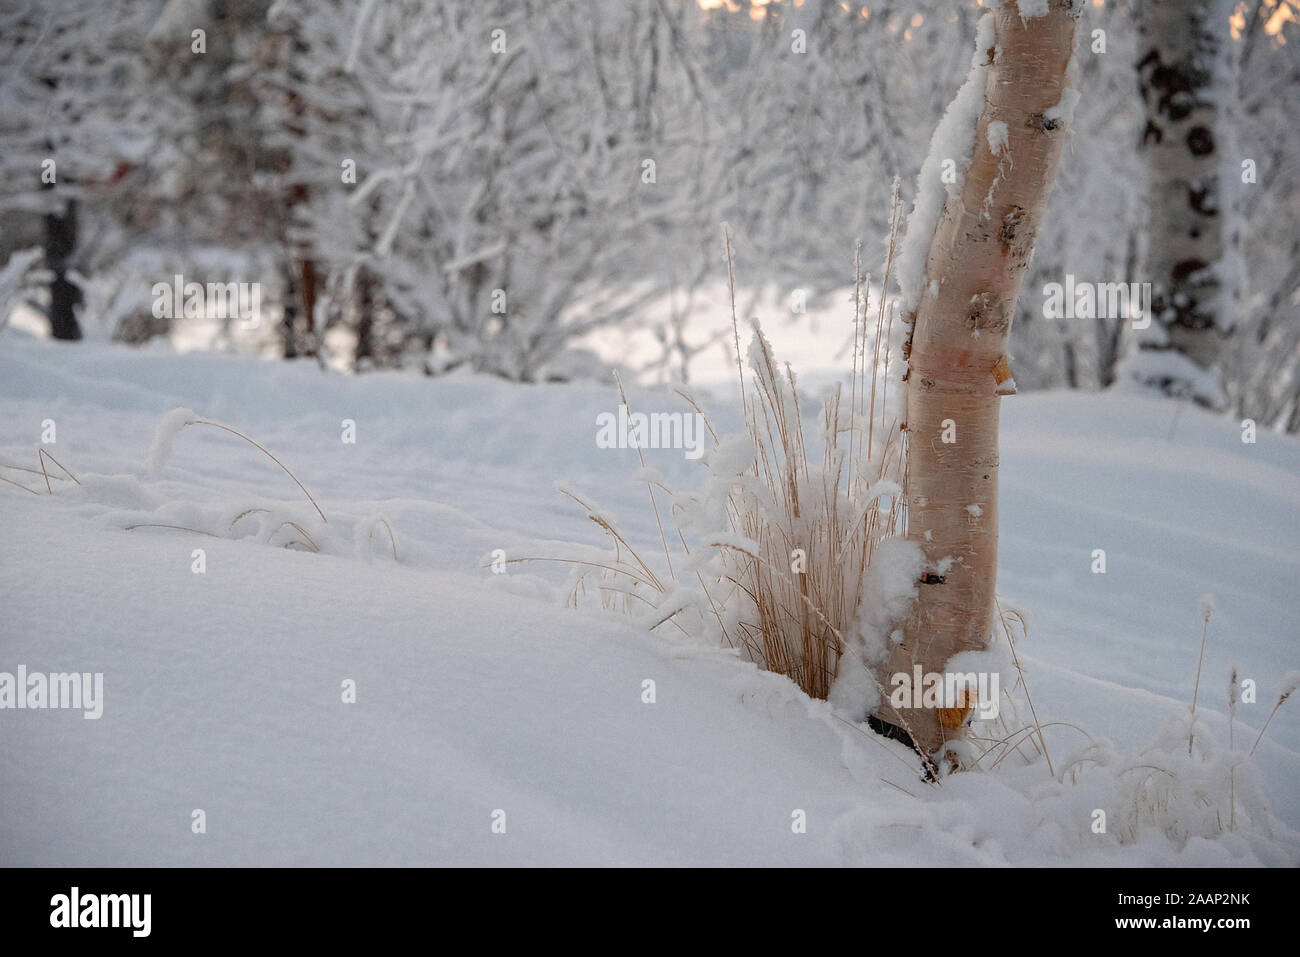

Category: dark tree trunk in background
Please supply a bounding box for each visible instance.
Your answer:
[289,183,318,357]
[1099,230,1140,388]
[44,197,82,341]
[1134,0,1239,407]
[281,103,317,358]
[354,267,375,370]
[280,258,299,358]
[299,256,319,348]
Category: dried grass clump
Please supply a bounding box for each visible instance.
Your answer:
[1019,605,1294,847]
[517,194,910,703]
[128,411,398,560]
[717,237,905,698]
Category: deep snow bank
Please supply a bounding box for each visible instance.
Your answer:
[1,335,1297,865]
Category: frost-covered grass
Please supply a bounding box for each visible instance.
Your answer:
[1,330,1297,865]
[536,236,909,708]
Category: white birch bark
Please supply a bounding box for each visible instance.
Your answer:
[874,0,1081,759]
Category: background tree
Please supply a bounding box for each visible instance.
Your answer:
[1128,0,1241,407]
[1223,0,1300,430]
[0,0,166,340]
[4,0,1296,429]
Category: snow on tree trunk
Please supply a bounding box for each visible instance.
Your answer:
[874,0,1080,759]
[1131,0,1240,408]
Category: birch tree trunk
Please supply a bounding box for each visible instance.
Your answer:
[1132,0,1239,408]
[873,0,1080,759]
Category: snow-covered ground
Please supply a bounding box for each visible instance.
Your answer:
[1,331,1297,866]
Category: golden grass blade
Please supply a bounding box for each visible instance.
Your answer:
[39,448,80,485]
[124,523,220,537]
[370,518,398,561]
[1,474,40,495]
[185,419,326,523]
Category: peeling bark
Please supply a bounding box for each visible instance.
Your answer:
[874,0,1080,758]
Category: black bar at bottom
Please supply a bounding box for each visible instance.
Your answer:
[0,866,1289,943]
